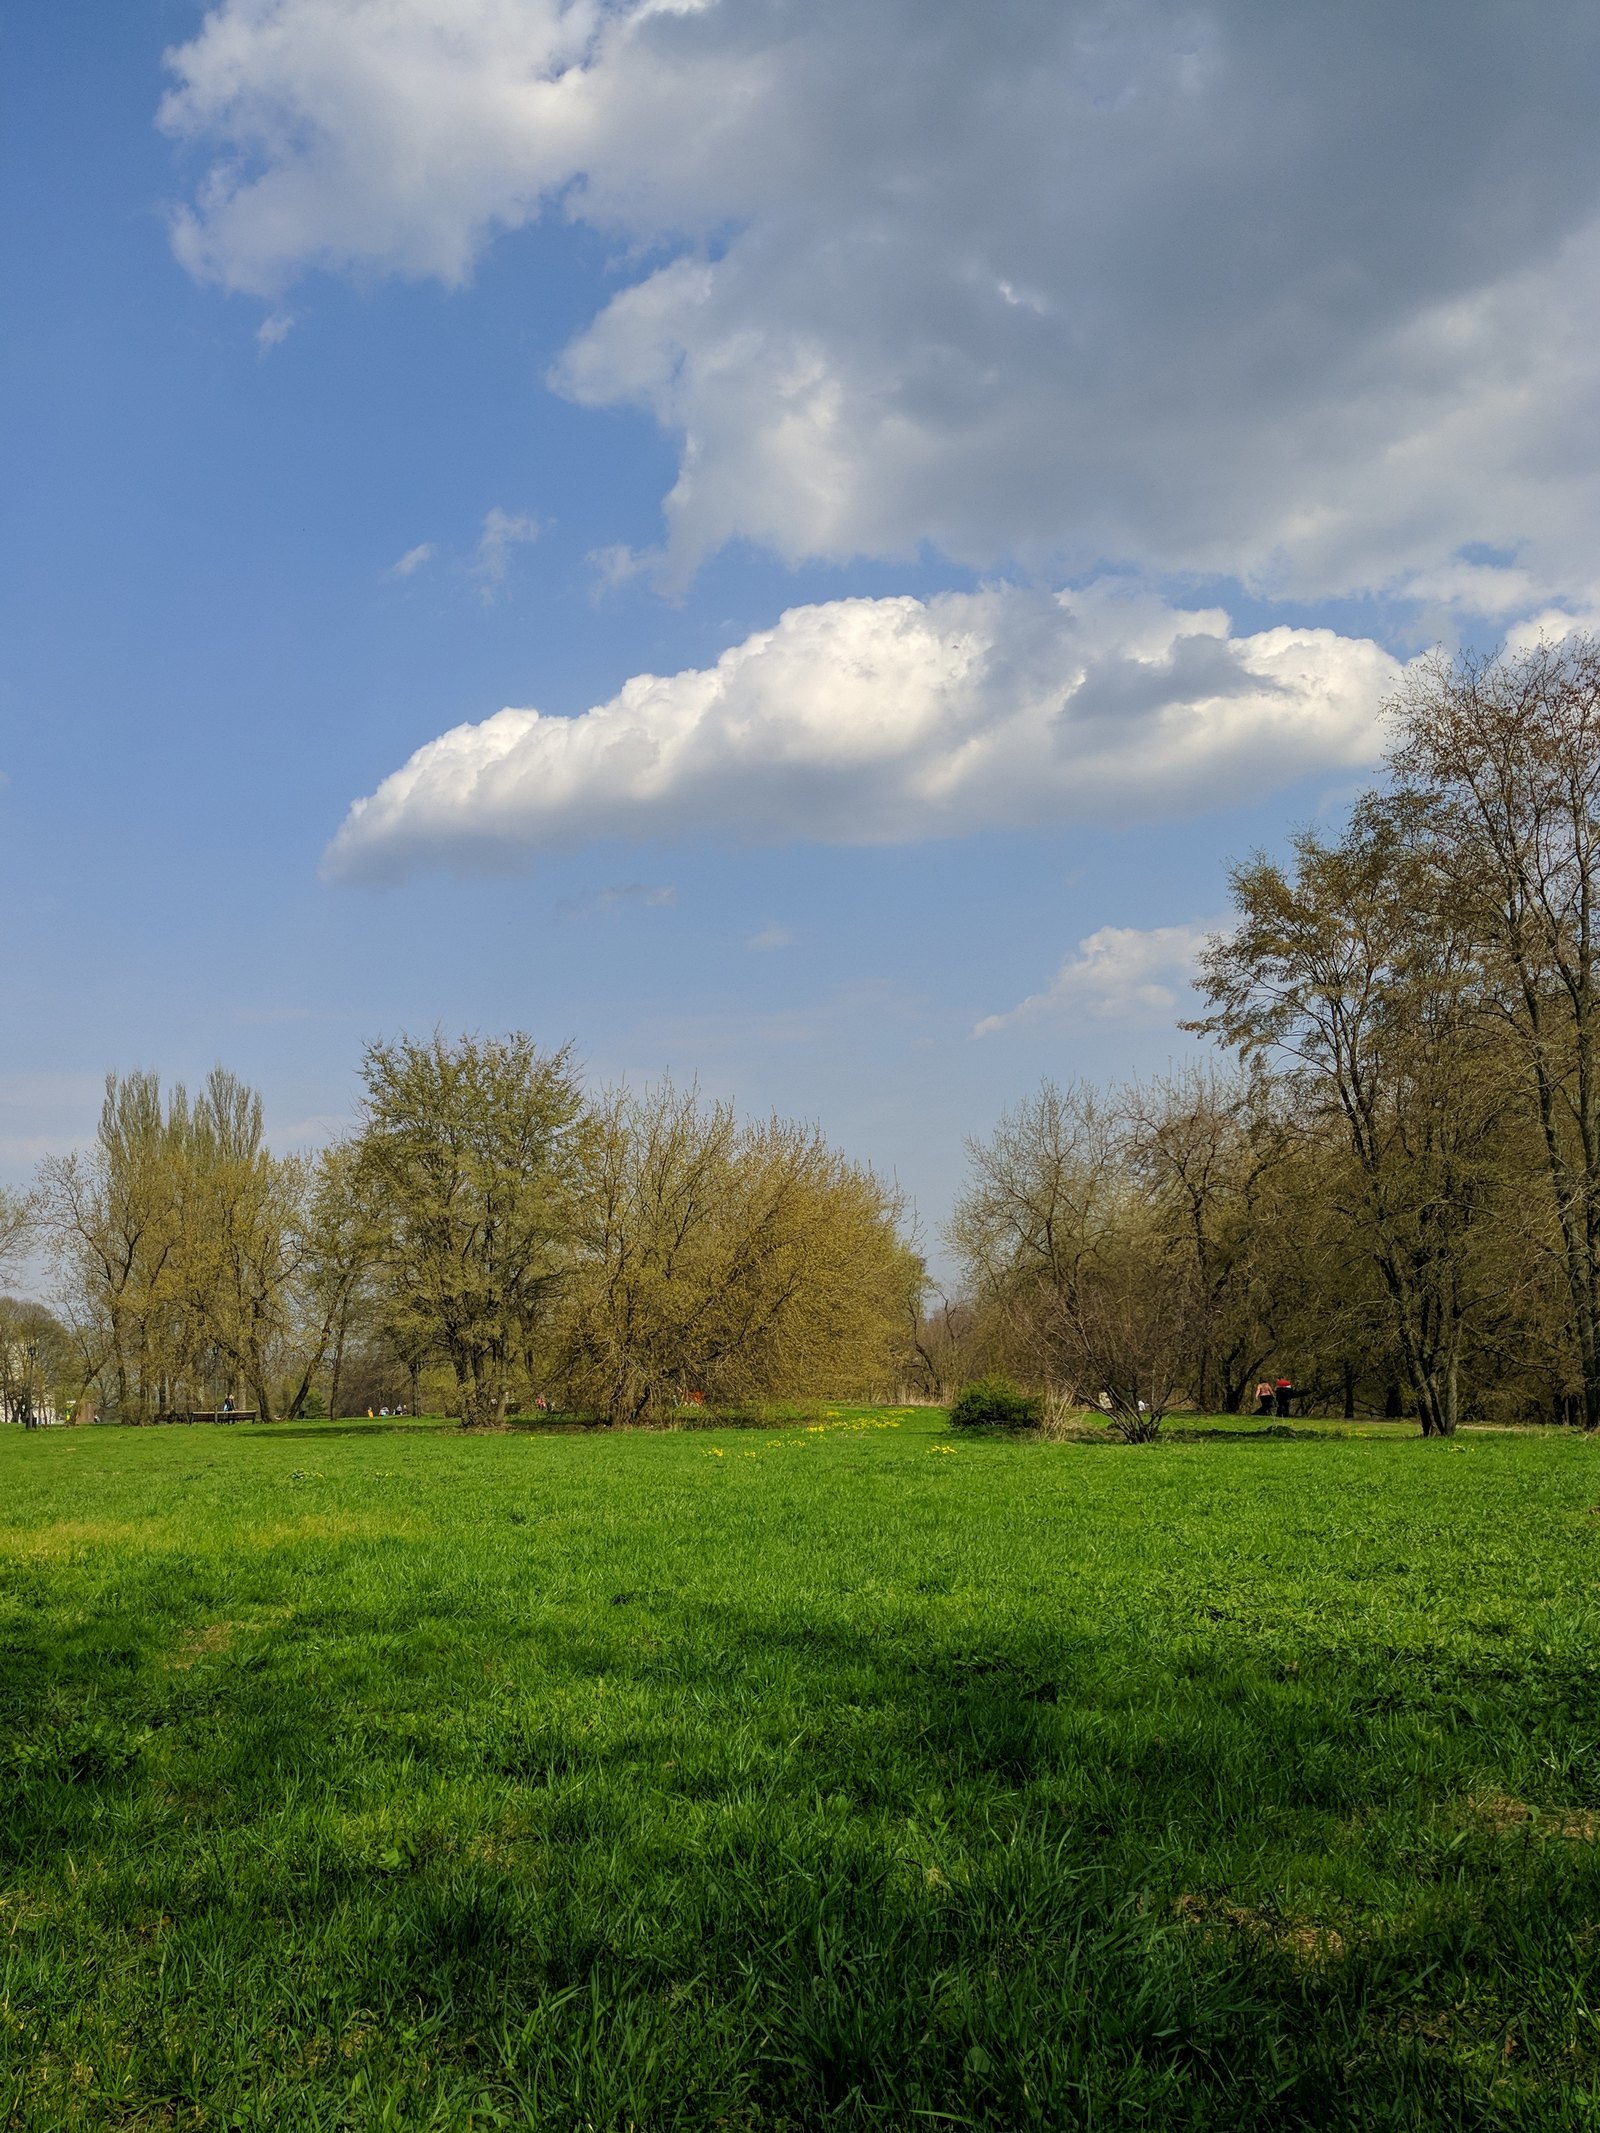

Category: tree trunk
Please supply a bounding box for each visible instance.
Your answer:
[461,1356,505,1429]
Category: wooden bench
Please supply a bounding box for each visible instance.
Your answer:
[183,1410,259,1425]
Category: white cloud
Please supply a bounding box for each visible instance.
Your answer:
[472,506,539,600]
[162,0,1600,612]
[324,582,1399,880]
[389,540,436,576]
[1502,605,1600,655]
[255,309,295,350]
[974,922,1216,1036]
[747,924,795,951]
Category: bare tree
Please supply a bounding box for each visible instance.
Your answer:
[948,1080,1208,1438]
[904,1285,983,1402]
[0,1188,29,1285]
[1121,1069,1303,1413]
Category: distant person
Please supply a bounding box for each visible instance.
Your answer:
[1255,1382,1274,1416]
[222,1395,234,1417]
[1274,1377,1293,1418]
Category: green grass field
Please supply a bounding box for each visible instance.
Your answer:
[4,1411,1600,2130]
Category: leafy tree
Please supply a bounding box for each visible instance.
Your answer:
[1193,804,1507,1436]
[355,1033,586,1429]
[1390,636,1600,1428]
[559,1080,915,1425]
[282,1140,382,1421]
[38,1072,187,1421]
[0,1297,70,1425]
[174,1069,309,1420]
[37,1069,315,1421]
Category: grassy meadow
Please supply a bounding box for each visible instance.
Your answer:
[4,1410,1600,2129]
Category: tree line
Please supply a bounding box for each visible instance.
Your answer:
[931,636,1600,1438]
[6,639,1600,1439]
[0,1042,916,1427]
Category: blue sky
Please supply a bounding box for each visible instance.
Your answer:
[5,0,1599,1267]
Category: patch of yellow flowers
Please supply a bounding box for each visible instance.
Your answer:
[699,1412,910,1460]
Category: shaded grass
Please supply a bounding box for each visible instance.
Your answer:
[3,1410,1600,2127]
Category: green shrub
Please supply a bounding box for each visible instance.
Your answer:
[948,1376,1042,1429]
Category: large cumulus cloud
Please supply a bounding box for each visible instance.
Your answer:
[324,584,1399,878]
[163,0,1600,607]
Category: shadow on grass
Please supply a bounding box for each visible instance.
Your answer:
[3,1541,1598,2126]
[243,1421,457,1440]
[1161,1424,1350,1443]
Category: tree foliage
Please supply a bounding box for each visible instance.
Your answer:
[558,1080,916,1425]
[938,642,1600,1437]
[36,1070,317,1421]
[28,642,1600,1445]
[354,1033,585,1430]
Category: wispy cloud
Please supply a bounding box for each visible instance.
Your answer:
[557,881,677,919]
[587,543,651,595]
[746,924,795,951]
[390,541,436,578]
[472,507,539,602]
[974,922,1219,1036]
[255,309,294,351]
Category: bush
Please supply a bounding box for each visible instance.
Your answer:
[948,1376,1042,1429]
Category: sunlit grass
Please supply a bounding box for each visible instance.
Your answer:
[3,1411,1600,2127]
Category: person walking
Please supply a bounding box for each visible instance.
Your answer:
[1254,1381,1274,1416]
[1274,1376,1293,1419]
